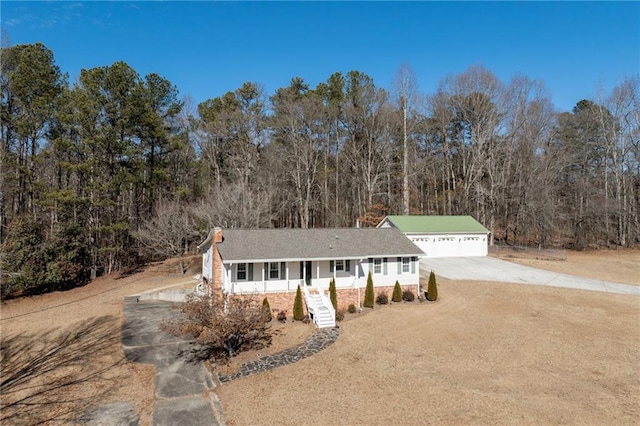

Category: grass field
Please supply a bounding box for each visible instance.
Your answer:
[1,251,638,425]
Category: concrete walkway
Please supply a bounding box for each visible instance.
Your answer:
[81,293,340,425]
[120,297,223,426]
[421,256,639,295]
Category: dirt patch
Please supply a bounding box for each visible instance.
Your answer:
[215,320,316,376]
[215,279,640,425]
[492,248,639,285]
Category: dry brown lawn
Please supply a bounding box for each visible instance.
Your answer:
[491,248,639,285]
[216,254,640,425]
[1,251,639,425]
[0,258,200,425]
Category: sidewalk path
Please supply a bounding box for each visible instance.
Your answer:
[82,295,340,425]
[121,297,223,426]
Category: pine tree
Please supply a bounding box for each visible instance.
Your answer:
[392,280,403,302]
[427,270,438,301]
[364,271,374,308]
[262,297,272,321]
[293,285,305,321]
[329,278,337,311]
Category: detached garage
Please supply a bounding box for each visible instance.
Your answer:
[377,215,489,258]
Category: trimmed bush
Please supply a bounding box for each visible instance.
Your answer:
[392,280,403,302]
[348,303,357,314]
[363,271,374,308]
[302,314,311,324]
[293,285,305,321]
[336,309,345,322]
[277,310,287,323]
[262,297,272,321]
[376,292,389,305]
[329,278,337,311]
[427,270,438,301]
[402,288,415,302]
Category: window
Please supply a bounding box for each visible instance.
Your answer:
[269,262,279,279]
[374,258,382,274]
[336,260,344,271]
[402,257,410,273]
[236,263,247,280]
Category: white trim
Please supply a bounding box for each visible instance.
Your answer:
[221,254,422,264]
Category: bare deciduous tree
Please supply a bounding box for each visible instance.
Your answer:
[162,293,272,362]
[133,200,199,273]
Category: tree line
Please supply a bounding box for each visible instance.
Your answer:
[1,42,638,297]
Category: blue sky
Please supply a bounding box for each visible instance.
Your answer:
[2,1,638,112]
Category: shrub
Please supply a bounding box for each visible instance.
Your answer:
[376,292,389,305]
[277,310,287,323]
[363,271,374,308]
[262,297,272,321]
[302,314,311,324]
[162,293,271,361]
[402,288,415,302]
[427,270,438,301]
[336,309,345,322]
[293,285,305,321]
[347,303,357,314]
[329,278,337,312]
[392,280,402,302]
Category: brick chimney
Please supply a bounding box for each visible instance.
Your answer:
[211,227,223,292]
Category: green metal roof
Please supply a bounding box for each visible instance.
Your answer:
[381,215,489,234]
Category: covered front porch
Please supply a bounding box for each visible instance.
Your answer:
[222,259,363,295]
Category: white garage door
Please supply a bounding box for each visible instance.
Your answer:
[410,234,487,258]
[459,236,487,256]
[432,236,458,257]
[411,237,430,255]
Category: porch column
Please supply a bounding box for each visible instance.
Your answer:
[356,260,361,308]
[286,262,290,291]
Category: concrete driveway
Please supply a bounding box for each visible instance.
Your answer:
[420,256,639,296]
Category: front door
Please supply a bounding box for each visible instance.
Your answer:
[300,261,312,286]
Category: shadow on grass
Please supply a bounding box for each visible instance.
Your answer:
[1,316,126,425]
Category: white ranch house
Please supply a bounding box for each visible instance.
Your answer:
[377,215,490,258]
[198,227,424,328]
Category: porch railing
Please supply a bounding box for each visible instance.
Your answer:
[302,283,317,318]
[314,280,335,323]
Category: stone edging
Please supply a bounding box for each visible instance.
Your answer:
[218,326,340,383]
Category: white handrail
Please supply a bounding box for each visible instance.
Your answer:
[314,281,336,326]
[302,283,318,319]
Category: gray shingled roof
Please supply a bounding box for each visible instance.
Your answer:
[216,228,424,262]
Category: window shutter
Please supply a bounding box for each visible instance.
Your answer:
[280,262,286,279]
[248,263,254,281]
[368,258,373,274]
[397,257,402,274]
[383,257,388,275]
[411,257,415,274]
[345,260,351,272]
[300,262,304,279]
[264,262,269,281]
[330,260,334,273]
